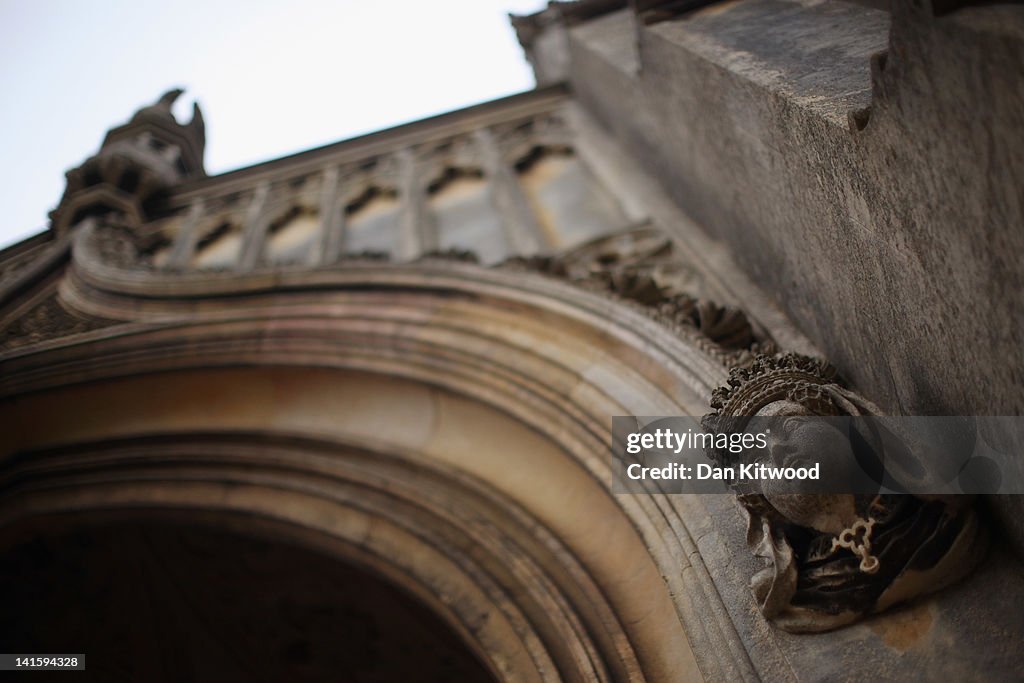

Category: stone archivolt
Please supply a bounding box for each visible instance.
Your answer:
[0,240,735,681]
[10,196,986,639]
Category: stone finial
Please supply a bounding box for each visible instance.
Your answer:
[49,89,207,235]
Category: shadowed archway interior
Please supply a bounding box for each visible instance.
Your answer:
[0,519,496,683]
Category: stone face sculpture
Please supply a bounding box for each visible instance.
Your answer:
[702,354,987,633]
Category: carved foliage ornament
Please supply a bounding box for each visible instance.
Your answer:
[502,228,772,362]
[702,354,987,633]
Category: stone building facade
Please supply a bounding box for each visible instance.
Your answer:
[0,1,1022,681]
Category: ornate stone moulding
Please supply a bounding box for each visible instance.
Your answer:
[702,353,987,633]
[58,217,772,368]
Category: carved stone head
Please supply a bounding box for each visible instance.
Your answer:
[703,354,987,632]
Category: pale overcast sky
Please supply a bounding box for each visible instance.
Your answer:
[0,0,546,249]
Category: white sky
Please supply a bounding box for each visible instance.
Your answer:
[0,0,547,249]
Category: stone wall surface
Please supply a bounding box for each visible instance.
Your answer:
[558,0,1024,553]
[567,1,1024,416]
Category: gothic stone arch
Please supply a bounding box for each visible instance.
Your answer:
[0,250,760,681]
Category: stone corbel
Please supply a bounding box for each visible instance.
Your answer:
[702,353,987,633]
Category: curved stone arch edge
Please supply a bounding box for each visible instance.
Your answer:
[1,267,779,682]
[1,431,656,683]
